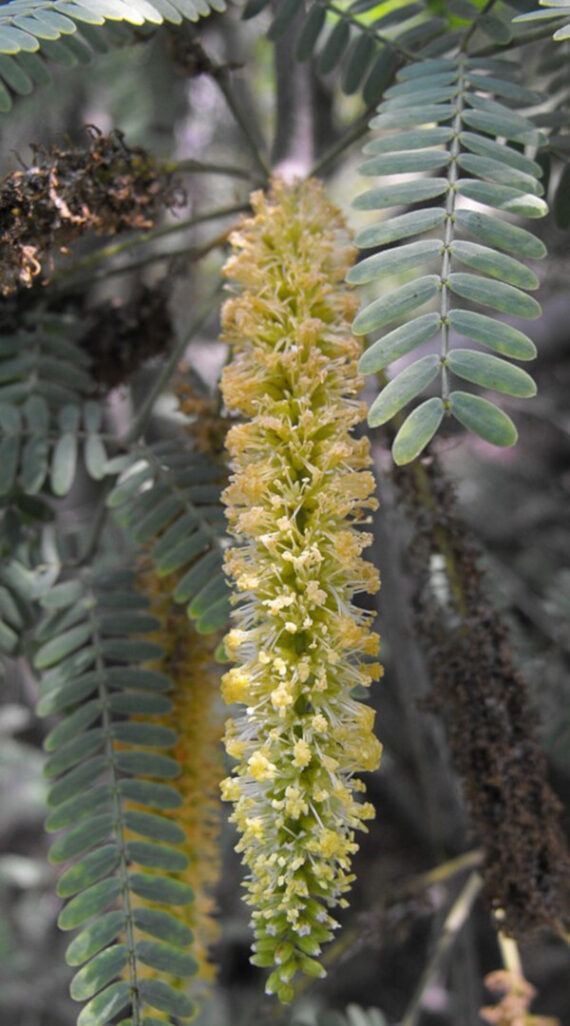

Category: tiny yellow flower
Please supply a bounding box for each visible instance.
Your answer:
[248,751,277,781]
[293,739,312,768]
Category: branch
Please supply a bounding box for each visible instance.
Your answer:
[50,202,249,287]
[214,66,271,181]
[399,872,484,1026]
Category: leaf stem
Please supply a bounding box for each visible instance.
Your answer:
[87,585,141,1026]
[308,111,374,180]
[440,62,465,404]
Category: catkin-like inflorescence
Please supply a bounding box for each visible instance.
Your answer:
[133,562,223,999]
[219,178,383,1000]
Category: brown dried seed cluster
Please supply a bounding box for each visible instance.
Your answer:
[0,127,183,294]
[394,457,570,938]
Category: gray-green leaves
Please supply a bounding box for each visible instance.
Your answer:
[0,0,226,109]
[36,570,197,1025]
[352,54,545,462]
[107,442,229,634]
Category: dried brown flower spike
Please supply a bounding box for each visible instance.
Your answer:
[0,127,183,294]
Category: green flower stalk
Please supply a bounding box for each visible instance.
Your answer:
[219,178,383,1000]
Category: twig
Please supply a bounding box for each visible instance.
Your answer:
[56,228,235,290]
[497,928,523,977]
[308,112,374,180]
[317,0,416,61]
[460,0,499,51]
[50,203,249,286]
[399,872,484,1026]
[122,285,223,446]
[214,66,271,181]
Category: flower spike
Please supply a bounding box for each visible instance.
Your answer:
[220,177,382,1000]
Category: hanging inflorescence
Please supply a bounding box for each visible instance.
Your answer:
[219,178,383,1001]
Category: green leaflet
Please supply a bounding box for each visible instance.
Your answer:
[125,840,189,872]
[449,391,518,447]
[362,50,398,107]
[34,621,92,669]
[362,127,453,155]
[358,313,440,374]
[48,811,114,863]
[447,350,537,398]
[347,240,442,285]
[44,727,104,777]
[359,150,450,176]
[65,910,125,967]
[454,209,546,260]
[457,153,544,196]
[450,241,539,291]
[318,19,350,75]
[57,844,120,898]
[397,57,457,80]
[112,721,177,748]
[354,179,448,210]
[123,809,186,846]
[139,979,195,1020]
[458,131,543,178]
[355,209,445,250]
[369,106,457,132]
[47,755,108,807]
[118,778,182,810]
[58,877,123,931]
[368,355,440,427]
[447,273,542,319]
[108,692,173,716]
[456,180,548,218]
[353,276,440,335]
[343,33,375,95]
[70,944,129,1001]
[114,750,181,779]
[187,571,229,617]
[129,872,193,906]
[461,108,540,143]
[76,980,131,1026]
[392,398,445,465]
[135,938,198,977]
[449,310,537,361]
[37,673,99,716]
[133,907,194,947]
[43,699,101,751]
[100,638,164,662]
[173,547,224,603]
[296,4,325,61]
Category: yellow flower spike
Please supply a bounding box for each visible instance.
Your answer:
[220,177,382,1002]
[132,562,224,999]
